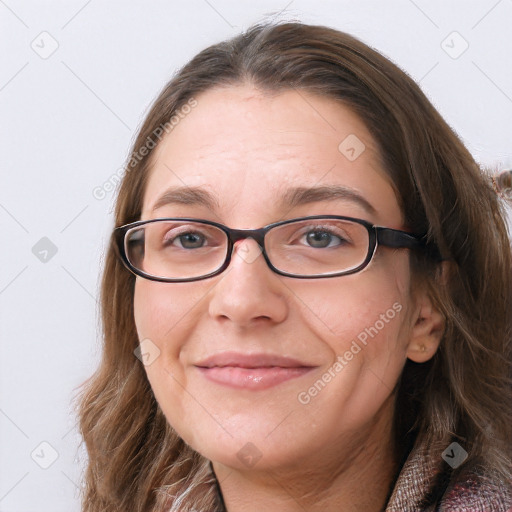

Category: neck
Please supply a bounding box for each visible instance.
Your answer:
[213,396,400,512]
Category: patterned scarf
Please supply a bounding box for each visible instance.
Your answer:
[386,435,512,512]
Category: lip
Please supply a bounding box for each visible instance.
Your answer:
[194,352,317,390]
[196,352,312,369]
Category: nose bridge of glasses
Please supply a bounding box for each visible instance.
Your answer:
[228,227,267,248]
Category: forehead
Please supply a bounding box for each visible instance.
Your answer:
[142,85,402,226]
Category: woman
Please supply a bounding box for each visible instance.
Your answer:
[78,22,512,511]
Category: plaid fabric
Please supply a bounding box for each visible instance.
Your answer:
[385,436,512,512]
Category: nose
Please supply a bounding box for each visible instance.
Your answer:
[207,238,288,328]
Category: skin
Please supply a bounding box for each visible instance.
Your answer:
[133,85,444,511]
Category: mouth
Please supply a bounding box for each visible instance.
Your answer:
[194,352,317,390]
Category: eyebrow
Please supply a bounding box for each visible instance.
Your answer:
[281,185,376,215]
[151,184,376,215]
[152,186,219,211]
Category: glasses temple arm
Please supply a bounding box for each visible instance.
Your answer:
[376,227,444,261]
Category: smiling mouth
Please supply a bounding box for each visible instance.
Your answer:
[196,366,315,390]
[194,352,317,390]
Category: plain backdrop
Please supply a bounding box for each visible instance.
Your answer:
[1,1,511,510]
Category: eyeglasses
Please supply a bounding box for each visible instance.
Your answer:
[114,215,436,283]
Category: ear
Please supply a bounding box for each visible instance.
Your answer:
[406,290,445,363]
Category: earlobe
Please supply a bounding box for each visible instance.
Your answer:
[406,297,445,363]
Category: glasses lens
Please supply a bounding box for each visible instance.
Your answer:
[266,218,370,276]
[125,220,228,280]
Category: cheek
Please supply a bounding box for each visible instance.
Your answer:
[309,262,411,352]
[133,278,207,392]
[293,265,413,422]
[133,279,204,444]
[134,279,169,342]
[296,254,415,410]
[133,279,204,346]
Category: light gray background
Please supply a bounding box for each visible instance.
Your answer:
[1,1,511,510]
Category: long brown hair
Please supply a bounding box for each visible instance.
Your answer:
[78,22,512,511]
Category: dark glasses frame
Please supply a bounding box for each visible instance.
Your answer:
[114,215,440,283]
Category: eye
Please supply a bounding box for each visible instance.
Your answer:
[305,231,335,248]
[159,223,226,251]
[164,229,207,249]
[301,227,349,248]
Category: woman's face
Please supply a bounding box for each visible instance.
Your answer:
[134,85,424,472]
